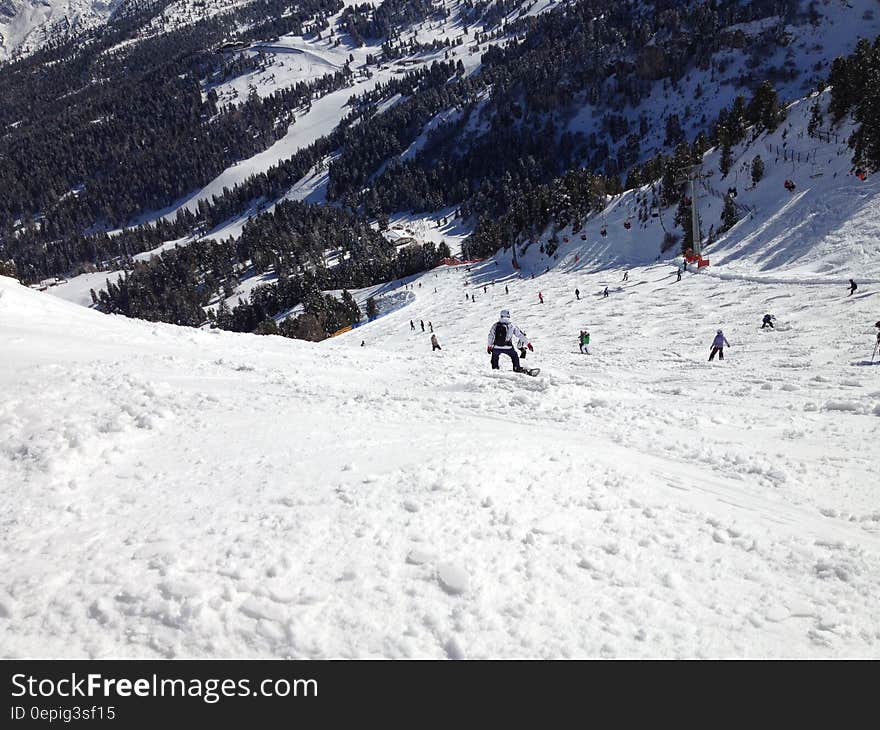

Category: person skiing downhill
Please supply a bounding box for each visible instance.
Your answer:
[538,291,544,304]
[709,329,730,361]
[762,314,774,329]
[849,279,858,296]
[603,287,609,298]
[431,334,441,351]
[410,320,415,331]
[579,330,590,354]
[575,288,580,300]
[677,268,682,282]
[488,310,532,371]
[420,320,425,332]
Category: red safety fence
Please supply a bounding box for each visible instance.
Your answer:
[439,257,485,266]
[684,249,710,267]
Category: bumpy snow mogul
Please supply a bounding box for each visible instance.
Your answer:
[487,310,539,376]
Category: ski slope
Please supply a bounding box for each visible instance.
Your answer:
[3,245,879,657]
[495,91,880,282]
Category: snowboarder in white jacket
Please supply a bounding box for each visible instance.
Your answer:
[488,309,532,371]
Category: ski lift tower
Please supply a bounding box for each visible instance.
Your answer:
[689,174,702,258]
[679,165,713,266]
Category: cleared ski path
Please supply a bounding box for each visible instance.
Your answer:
[4,253,879,658]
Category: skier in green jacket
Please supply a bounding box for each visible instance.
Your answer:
[579,330,591,354]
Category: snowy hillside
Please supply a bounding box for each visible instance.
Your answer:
[5,0,880,660]
[0,0,254,59]
[497,90,880,280]
[4,234,880,658]
[71,86,876,318]
[167,0,880,241]
[0,0,120,59]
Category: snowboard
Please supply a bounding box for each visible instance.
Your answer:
[517,367,540,377]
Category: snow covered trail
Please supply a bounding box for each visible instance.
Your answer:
[3,260,880,658]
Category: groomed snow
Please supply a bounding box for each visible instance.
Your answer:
[3,243,879,658]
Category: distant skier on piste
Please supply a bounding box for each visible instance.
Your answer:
[709,329,730,361]
[487,309,536,374]
[579,330,590,354]
[762,314,775,329]
[848,279,858,296]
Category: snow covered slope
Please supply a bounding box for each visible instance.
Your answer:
[496,90,880,282]
[0,0,121,59]
[4,248,880,658]
[0,0,254,59]
[107,0,880,260]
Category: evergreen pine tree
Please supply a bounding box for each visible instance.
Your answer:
[750,155,765,186]
[721,196,739,232]
[719,137,733,177]
[807,101,823,137]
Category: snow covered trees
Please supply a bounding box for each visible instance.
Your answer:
[721,195,739,232]
[829,37,880,172]
[748,81,784,133]
[751,155,765,186]
[0,260,17,279]
[467,169,607,259]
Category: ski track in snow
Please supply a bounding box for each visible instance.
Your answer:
[3,253,880,658]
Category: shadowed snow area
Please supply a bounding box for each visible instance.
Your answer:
[2,249,879,657]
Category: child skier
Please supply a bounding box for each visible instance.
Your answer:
[488,310,533,372]
[709,329,730,361]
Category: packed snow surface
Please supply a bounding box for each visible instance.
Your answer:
[3,239,879,657]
